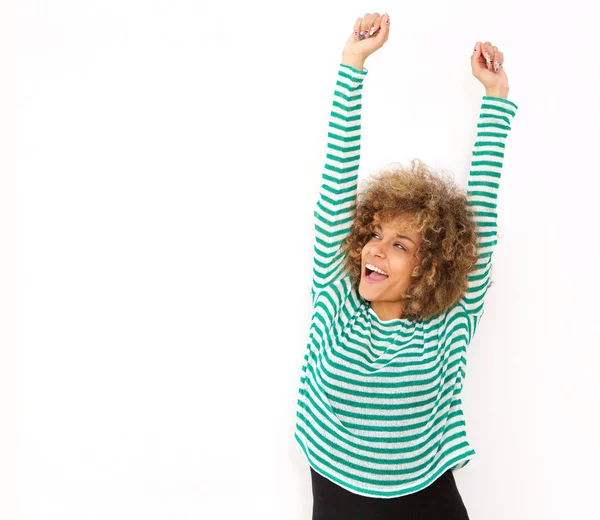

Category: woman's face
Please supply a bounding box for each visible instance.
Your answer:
[359,215,423,315]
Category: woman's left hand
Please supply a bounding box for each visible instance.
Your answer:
[471,41,509,97]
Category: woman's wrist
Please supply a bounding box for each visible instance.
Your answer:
[485,89,509,99]
[341,52,366,71]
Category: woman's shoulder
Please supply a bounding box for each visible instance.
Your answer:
[435,302,472,344]
[313,274,356,308]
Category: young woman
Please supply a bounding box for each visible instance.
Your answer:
[293,11,519,520]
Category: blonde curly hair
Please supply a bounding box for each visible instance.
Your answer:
[340,158,480,321]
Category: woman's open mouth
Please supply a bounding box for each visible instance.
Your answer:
[363,265,389,284]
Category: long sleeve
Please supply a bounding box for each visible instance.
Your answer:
[311,63,368,306]
[459,95,519,332]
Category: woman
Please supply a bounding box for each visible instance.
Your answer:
[293,11,519,519]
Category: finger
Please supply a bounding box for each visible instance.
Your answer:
[353,17,363,40]
[362,12,379,38]
[471,41,483,68]
[375,13,390,42]
[482,41,493,70]
[493,51,504,73]
[367,13,381,38]
[369,14,382,37]
[360,14,371,39]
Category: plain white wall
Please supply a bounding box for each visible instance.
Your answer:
[6,0,600,518]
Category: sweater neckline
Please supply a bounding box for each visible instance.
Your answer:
[367,304,414,327]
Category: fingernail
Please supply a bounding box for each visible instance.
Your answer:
[385,16,389,24]
[370,27,375,35]
[494,61,499,72]
[485,53,491,63]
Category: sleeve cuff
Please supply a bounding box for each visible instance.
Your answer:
[483,95,519,111]
[337,62,369,91]
[339,63,368,75]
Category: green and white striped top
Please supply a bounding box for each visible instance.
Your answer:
[294,62,519,498]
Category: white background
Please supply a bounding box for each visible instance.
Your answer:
[3,0,599,518]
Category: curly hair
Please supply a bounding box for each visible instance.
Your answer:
[340,158,480,322]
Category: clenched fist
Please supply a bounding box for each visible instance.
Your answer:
[342,13,390,71]
[471,41,510,98]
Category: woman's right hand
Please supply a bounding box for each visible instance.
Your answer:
[342,13,390,70]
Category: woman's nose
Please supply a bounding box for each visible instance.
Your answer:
[369,244,385,257]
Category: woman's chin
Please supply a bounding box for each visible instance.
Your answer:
[358,282,374,300]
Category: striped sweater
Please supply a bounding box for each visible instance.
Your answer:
[294,62,519,498]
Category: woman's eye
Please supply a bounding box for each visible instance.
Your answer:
[371,233,405,251]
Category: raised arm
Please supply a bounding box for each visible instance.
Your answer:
[459,41,519,331]
[460,95,518,319]
[311,12,390,305]
[311,63,366,304]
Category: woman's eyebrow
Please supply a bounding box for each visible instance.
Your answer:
[374,224,416,245]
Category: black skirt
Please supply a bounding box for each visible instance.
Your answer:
[310,466,470,520]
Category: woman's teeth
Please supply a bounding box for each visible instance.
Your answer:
[366,263,388,276]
